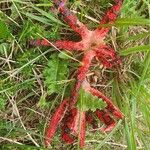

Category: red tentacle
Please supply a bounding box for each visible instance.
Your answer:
[45,99,68,147]
[61,125,75,144]
[86,113,98,130]
[30,39,51,47]
[94,0,124,38]
[79,111,86,148]
[88,87,124,119]
[53,0,89,37]
[95,45,121,68]
[100,0,124,24]
[95,109,116,132]
[82,81,123,119]
[30,39,84,51]
[70,51,96,107]
[55,40,84,51]
[69,108,80,135]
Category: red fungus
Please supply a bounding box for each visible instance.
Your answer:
[30,0,124,148]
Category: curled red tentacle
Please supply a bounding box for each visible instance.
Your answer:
[86,113,98,130]
[95,109,116,132]
[89,87,124,119]
[82,81,124,119]
[95,45,122,68]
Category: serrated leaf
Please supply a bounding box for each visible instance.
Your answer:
[43,54,69,94]
[77,88,107,111]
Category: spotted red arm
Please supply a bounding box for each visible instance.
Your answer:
[30,39,84,51]
[95,0,124,38]
[79,111,86,148]
[61,110,80,144]
[45,99,68,147]
[53,0,89,38]
[70,51,96,107]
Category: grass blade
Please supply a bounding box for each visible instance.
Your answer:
[115,18,150,26]
[120,45,150,56]
[23,12,52,25]
[31,6,64,25]
[95,120,122,150]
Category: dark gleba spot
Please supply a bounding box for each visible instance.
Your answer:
[91,43,97,47]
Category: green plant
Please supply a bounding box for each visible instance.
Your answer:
[43,53,69,94]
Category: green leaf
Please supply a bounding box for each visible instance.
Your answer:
[77,88,107,111]
[120,45,150,56]
[43,54,69,94]
[0,20,10,39]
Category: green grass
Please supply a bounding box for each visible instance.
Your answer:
[0,0,150,149]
